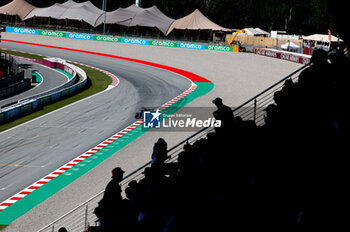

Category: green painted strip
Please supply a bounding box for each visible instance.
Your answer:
[0,81,213,225]
[54,69,73,80]
[32,71,43,83]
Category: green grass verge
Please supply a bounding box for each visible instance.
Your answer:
[0,48,44,61]
[0,225,7,230]
[0,50,112,133]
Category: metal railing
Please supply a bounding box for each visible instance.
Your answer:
[37,61,311,232]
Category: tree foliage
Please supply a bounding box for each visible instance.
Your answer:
[1,0,337,35]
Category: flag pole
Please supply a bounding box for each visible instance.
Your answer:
[103,0,106,35]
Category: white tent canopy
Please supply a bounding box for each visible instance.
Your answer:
[302,34,343,42]
[95,4,141,26]
[244,27,269,36]
[24,0,104,27]
[0,0,36,20]
[128,6,174,35]
[281,41,300,49]
[24,3,72,20]
[166,9,232,35]
[95,4,174,35]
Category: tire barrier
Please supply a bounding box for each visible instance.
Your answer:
[255,47,311,65]
[0,53,31,99]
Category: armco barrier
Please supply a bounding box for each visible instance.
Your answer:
[5,26,235,53]
[255,48,311,65]
[0,57,87,124]
[16,57,80,101]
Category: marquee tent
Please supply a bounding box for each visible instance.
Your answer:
[95,4,141,26]
[24,0,104,27]
[24,2,73,21]
[166,9,231,35]
[95,4,174,35]
[302,34,343,43]
[281,41,300,49]
[0,0,36,20]
[244,27,269,37]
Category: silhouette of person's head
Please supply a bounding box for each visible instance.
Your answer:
[311,49,328,65]
[212,97,223,106]
[263,104,278,124]
[183,142,192,152]
[125,180,138,200]
[112,167,124,180]
[93,206,102,219]
[143,167,156,178]
[155,138,167,147]
[284,79,294,89]
[273,91,283,106]
[329,48,347,66]
[58,228,68,232]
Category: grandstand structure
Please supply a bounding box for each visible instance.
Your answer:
[0,52,31,100]
[37,47,349,231]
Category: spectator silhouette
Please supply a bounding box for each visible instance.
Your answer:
[58,228,68,232]
[212,97,234,135]
[87,207,103,232]
[298,49,330,90]
[125,180,139,202]
[263,104,280,128]
[102,167,124,203]
[151,138,169,164]
[328,48,350,134]
[99,167,124,232]
[296,49,333,132]
[301,49,331,89]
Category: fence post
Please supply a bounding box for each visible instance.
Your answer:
[84,204,88,231]
[253,99,257,123]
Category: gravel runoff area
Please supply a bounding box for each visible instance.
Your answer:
[1,32,302,232]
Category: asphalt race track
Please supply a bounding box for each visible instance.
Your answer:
[0,40,191,204]
[0,59,69,108]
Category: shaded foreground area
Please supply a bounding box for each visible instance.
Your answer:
[80,49,349,231]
